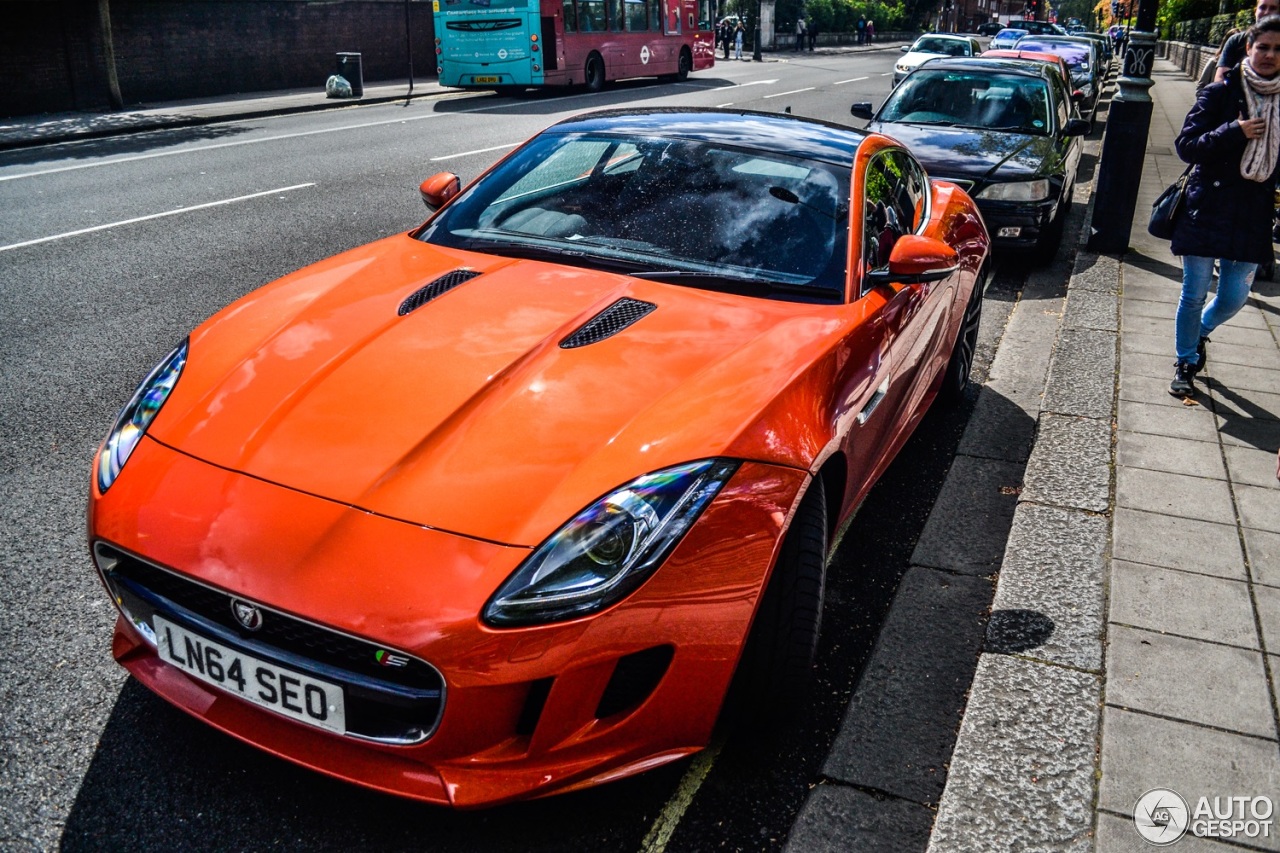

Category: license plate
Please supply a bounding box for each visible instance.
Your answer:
[154,615,346,735]
[473,75,501,83]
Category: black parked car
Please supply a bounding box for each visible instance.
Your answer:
[1013,35,1103,128]
[851,57,1089,254]
[976,21,1005,36]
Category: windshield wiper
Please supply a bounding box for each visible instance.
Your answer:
[629,270,838,300]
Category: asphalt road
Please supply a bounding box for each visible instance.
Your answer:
[0,48,1046,851]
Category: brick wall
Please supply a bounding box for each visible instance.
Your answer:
[0,0,438,118]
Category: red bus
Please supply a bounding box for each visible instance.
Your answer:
[433,0,716,91]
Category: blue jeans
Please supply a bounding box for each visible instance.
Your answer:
[1175,256,1256,364]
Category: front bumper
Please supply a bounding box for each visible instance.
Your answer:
[89,437,806,807]
[974,196,1059,249]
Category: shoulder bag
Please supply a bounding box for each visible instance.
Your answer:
[1148,165,1194,240]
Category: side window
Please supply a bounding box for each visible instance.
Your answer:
[626,0,648,30]
[609,0,624,30]
[563,0,577,32]
[863,150,924,276]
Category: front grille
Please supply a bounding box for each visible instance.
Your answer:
[560,298,656,349]
[95,542,444,744]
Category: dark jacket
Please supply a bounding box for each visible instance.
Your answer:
[1171,65,1278,264]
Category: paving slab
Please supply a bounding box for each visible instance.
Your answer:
[1119,370,1216,407]
[1115,467,1237,525]
[1120,279,1182,303]
[1021,414,1112,512]
[1237,483,1280,533]
[1105,625,1274,738]
[1070,252,1121,295]
[1109,560,1259,648]
[909,456,1023,576]
[1042,328,1117,419]
[1244,527,1280,587]
[785,783,934,853]
[1095,811,1249,853]
[955,385,1039,462]
[1111,508,1246,579]
[1122,313,1170,338]
[1118,399,1222,443]
[1098,710,1280,852]
[1120,297,1177,321]
[1116,430,1226,479]
[927,655,1100,853]
[1065,288,1119,332]
[1202,340,1280,370]
[1226,444,1280,488]
[1252,585,1280,651]
[1212,387,1280,422]
[1121,349,1183,381]
[1120,329,1174,359]
[1214,414,1280,452]
[1204,362,1280,396]
[822,567,991,804]
[1204,324,1279,348]
[988,504,1108,672]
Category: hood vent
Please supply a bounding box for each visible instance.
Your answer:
[559,298,657,349]
[398,269,482,316]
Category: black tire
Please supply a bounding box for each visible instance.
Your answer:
[725,477,827,734]
[1036,193,1071,258]
[1259,256,1275,281]
[675,48,692,81]
[938,268,984,406]
[584,54,605,92]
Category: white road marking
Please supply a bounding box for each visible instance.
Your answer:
[0,183,315,252]
[716,102,736,108]
[638,738,724,853]
[713,79,778,90]
[0,94,550,183]
[880,71,893,75]
[431,142,518,161]
[834,76,870,84]
[762,87,815,99]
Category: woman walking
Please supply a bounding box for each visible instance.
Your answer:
[735,22,745,60]
[1169,16,1280,396]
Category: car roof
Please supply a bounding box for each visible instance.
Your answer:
[997,28,1029,34]
[904,56,1053,80]
[547,109,867,167]
[914,33,974,41]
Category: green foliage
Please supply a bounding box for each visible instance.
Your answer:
[781,0,907,33]
[1165,3,1258,44]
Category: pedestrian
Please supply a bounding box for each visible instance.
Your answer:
[720,20,731,59]
[1200,29,1239,90]
[1168,15,1280,397]
[735,21,744,60]
[795,17,805,51]
[1216,0,1280,83]
[809,21,818,51]
[857,16,866,45]
[866,19,875,42]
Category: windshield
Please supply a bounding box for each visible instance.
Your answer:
[1016,39,1092,70]
[879,70,1052,135]
[995,29,1028,39]
[419,132,850,298]
[912,37,971,56]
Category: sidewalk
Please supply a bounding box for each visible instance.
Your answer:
[925,59,1280,852]
[0,40,910,153]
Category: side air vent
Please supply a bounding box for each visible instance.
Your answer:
[559,298,657,349]
[397,269,482,316]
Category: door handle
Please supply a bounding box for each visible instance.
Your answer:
[857,377,890,425]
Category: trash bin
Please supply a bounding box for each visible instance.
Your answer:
[336,52,364,97]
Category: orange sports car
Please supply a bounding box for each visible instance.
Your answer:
[88,108,990,808]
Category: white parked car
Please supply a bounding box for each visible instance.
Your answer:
[990,28,1029,50]
[894,34,983,86]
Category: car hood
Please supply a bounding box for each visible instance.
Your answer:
[151,234,850,547]
[867,121,1056,183]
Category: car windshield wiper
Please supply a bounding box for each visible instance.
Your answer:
[629,270,838,300]
[458,238,652,273]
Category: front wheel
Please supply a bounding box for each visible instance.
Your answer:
[724,477,827,734]
[584,54,605,92]
[938,269,984,406]
[675,48,692,81]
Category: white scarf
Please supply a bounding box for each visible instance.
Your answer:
[1239,57,1280,181]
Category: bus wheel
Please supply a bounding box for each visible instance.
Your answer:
[676,48,692,81]
[584,54,605,92]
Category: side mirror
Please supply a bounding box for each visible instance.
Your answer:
[850,102,875,120]
[419,172,462,211]
[1064,117,1090,137]
[865,235,960,287]
[901,45,910,52]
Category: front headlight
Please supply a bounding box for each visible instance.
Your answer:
[896,64,909,72]
[97,340,188,493]
[977,179,1051,202]
[483,459,740,627]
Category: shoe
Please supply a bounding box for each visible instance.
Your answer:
[1169,360,1196,397]
[1192,336,1209,375]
